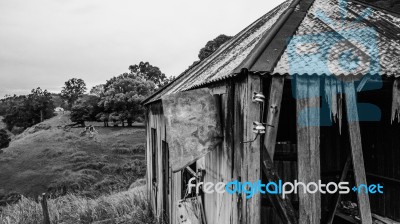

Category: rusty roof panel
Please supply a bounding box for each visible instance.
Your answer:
[143,0,400,105]
[142,0,292,104]
[272,0,400,76]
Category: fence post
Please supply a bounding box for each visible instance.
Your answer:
[41,193,50,224]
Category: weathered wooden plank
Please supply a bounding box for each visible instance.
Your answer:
[343,81,373,224]
[264,76,285,160]
[172,172,182,224]
[203,83,235,224]
[296,76,321,224]
[391,78,400,123]
[232,75,262,224]
[243,74,262,224]
[233,78,246,224]
[41,193,50,224]
[262,145,298,224]
[326,155,351,224]
[146,103,171,220]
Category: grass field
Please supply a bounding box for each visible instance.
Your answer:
[0,113,146,202]
[0,184,157,224]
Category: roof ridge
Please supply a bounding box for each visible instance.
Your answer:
[234,0,316,73]
[142,0,293,105]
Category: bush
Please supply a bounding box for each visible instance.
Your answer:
[70,105,90,127]
[111,143,145,155]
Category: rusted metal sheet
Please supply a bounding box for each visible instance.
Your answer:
[142,0,291,105]
[273,0,400,76]
[162,88,223,172]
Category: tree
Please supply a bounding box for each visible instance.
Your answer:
[95,112,109,127]
[198,34,232,60]
[2,88,54,131]
[61,78,87,109]
[0,129,10,150]
[70,104,90,127]
[128,62,168,88]
[90,84,105,97]
[29,88,55,122]
[99,75,155,126]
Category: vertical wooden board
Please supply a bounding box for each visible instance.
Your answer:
[243,74,262,224]
[158,113,165,219]
[308,77,321,222]
[264,76,285,160]
[204,145,219,223]
[232,75,263,224]
[148,109,157,212]
[217,86,234,224]
[145,108,152,208]
[296,76,321,224]
[343,82,373,224]
[203,84,235,224]
[171,171,182,224]
[233,78,246,224]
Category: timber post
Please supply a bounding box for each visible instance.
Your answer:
[343,81,373,224]
[263,76,285,160]
[296,76,321,224]
[41,193,50,224]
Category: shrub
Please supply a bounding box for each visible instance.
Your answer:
[111,143,145,155]
[0,129,10,149]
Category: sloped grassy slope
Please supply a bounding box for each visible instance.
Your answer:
[0,113,146,200]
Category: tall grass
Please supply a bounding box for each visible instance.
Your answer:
[0,185,157,224]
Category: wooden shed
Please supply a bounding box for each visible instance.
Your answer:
[142,0,400,223]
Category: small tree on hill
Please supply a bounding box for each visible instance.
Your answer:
[70,105,90,127]
[99,75,155,125]
[61,78,87,109]
[29,87,55,122]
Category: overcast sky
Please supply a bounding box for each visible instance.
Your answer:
[0,0,284,97]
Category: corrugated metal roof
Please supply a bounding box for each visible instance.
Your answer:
[273,0,400,76]
[143,0,400,105]
[142,0,292,105]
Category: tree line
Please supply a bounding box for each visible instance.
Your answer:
[0,34,232,134]
[69,62,175,127]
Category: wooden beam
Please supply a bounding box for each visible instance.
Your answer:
[343,81,373,224]
[262,145,298,224]
[41,193,51,224]
[264,76,285,160]
[326,155,351,224]
[296,76,321,224]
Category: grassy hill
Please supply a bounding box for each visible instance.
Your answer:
[0,113,146,202]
